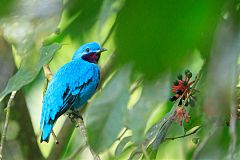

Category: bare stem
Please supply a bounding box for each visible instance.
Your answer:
[0,91,17,160]
[75,118,101,160]
[51,130,59,144]
[43,64,53,81]
[164,126,201,141]
[117,128,128,141]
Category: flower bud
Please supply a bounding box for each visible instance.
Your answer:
[177,74,183,80]
[173,80,179,86]
[169,96,177,101]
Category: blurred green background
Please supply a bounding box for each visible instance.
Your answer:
[0,0,240,160]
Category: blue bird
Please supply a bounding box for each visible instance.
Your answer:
[40,42,106,143]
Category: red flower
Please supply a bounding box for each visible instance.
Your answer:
[170,70,194,102]
[173,106,190,126]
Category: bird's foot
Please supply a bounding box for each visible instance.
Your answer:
[67,111,83,127]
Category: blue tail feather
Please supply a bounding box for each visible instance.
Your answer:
[40,123,53,143]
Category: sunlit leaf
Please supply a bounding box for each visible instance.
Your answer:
[128,79,169,143]
[145,112,172,142]
[0,43,61,101]
[128,112,172,160]
[150,113,175,150]
[85,66,131,153]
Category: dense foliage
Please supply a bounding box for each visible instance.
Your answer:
[0,0,240,159]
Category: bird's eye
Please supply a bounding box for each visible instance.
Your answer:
[86,48,90,52]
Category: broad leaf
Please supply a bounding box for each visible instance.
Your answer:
[0,0,15,16]
[115,0,225,79]
[0,43,61,101]
[128,112,173,160]
[128,79,170,143]
[85,66,131,153]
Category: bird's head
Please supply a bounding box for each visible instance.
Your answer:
[72,42,107,63]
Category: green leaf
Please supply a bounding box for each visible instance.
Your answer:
[0,35,15,92]
[145,117,174,160]
[37,43,62,68]
[115,136,132,157]
[0,43,61,101]
[115,0,225,79]
[85,66,131,153]
[150,113,175,150]
[128,79,170,143]
[145,112,171,141]
[0,0,15,16]
[128,112,173,160]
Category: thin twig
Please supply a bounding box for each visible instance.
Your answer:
[101,22,117,47]
[0,91,17,160]
[51,131,59,144]
[130,78,143,94]
[164,126,201,141]
[117,128,128,141]
[75,118,101,160]
[43,65,53,81]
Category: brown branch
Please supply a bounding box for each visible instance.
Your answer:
[117,128,128,141]
[43,64,53,81]
[164,126,201,141]
[51,130,59,144]
[75,118,101,160]
[0,91,17,160]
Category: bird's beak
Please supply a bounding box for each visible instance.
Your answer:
[99,48,107,53]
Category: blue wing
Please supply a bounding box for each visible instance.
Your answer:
[40,60,99,142]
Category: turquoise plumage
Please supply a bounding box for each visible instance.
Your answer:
[40,42,106,142]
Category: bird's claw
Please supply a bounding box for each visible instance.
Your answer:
[67,111,83,127]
